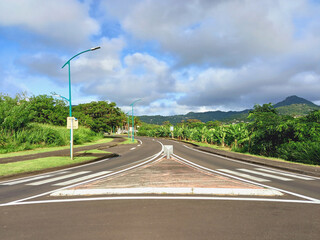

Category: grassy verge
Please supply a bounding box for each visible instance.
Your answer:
[78,149,111,154]
[120,138,138,144]
[185,140,319,167]
[0,156,96,177]
[0,137,114,159]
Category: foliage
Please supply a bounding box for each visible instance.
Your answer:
[73,101,126,133]
[138,106,320,165]
[28,94,68,125]
[0,123,102,153]
[0,93,33,132]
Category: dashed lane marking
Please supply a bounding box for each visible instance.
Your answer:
[53,171,112,186]
[1,171,69,186]
[254,168,315,180]
[218,169,270,182]
[27,171,90,186]
[238,169,293,181]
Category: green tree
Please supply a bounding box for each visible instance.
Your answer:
[29,94,68,126]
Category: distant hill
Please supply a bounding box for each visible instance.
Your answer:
[273,95,318,108]
[139,96,320,125]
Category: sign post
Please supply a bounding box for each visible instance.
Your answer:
[170,126,174,139]
[67,117,78,160]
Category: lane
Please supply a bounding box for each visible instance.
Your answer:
[158,138,320,200]
[1,199,319,240]
[0,137,162,204]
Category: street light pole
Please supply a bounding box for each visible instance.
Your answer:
[126,111,130,139]
[61,47,100,159]
[129,99,141,142]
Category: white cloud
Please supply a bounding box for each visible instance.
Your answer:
[0,0,100,47]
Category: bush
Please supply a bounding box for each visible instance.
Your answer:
[277,141,320,165]
[0,123,102,153]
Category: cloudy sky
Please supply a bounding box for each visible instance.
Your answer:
[1,0,320,115]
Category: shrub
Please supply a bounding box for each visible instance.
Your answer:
[277,141,320,165]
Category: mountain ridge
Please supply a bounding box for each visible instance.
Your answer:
[139,95,319,125]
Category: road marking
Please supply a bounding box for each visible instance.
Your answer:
[238,169,293,181]
[53,171,112,186]
[0,157,112,185]
[27,171,90,186]
[217,169,270,182]
[1,196,319,207]
[0,172,69,186]
[254,168,315,180]
[130,147,136,150]
[3,142,165,206]
[172,153,320,202]
[182,144,320,180]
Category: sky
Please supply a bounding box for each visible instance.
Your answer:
[0,0,320,116]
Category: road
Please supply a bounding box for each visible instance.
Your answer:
[0,136,319,240]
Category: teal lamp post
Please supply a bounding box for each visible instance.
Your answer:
[130,99,141,142]
[61,47,100,159]
[126,111,130,139]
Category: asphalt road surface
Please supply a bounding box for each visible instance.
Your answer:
[0,136,319,240]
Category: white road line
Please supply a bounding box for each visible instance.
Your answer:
[238,169,293,181]
[172,153,319,202]
[3,142,164,206]
[217,169,270,182]
[1,196,319,207]
[1,171,69,186]
[182,144,320,180]
[53,171,112,186]
[27,171,90,186]
[0,157,112,185]
[130,147,136,150]
[254,168,315,180]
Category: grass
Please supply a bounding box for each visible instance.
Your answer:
[120,138,138,144]
[78,149,111,154]
[0,156,96,177]
[0,137,114,159]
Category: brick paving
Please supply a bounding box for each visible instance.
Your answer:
[74,157,263,190]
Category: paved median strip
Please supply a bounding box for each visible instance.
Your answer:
[50,157,284,197]
[50,187,283,196]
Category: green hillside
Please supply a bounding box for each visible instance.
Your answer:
[139,96,320,125]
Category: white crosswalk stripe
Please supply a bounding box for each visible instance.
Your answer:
[254,168,315,180]
[0,172,70,185]
[27,171,90,186]
[217,169,270,182]
[238,169,293,181]
[53,171,112,186]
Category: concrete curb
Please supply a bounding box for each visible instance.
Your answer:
[174,140,320,177]
[50,188,283,197]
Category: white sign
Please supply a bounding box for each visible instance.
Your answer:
[164,145,173,159]
[170,126,174,131]
[67,117,78,129]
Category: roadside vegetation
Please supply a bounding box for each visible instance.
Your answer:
[138,104,320,166]
[0,93,127,154]
[0,156,97,177]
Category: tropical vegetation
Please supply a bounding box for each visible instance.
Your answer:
[138,104,320,165]
[0,93,127,153]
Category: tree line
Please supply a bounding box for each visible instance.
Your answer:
[138,104,320,165]
[0,93,127,153]
[0,93,126,133]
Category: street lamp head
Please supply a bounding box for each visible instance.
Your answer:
[91,46,101,51]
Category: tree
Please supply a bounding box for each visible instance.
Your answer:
[0,93,33,132]
[29,95,68,126]
[73,101,125,133]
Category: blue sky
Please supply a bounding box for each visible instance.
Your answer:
[0,0,320,116]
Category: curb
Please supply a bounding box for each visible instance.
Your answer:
[50,187,283,197]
